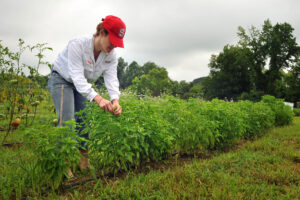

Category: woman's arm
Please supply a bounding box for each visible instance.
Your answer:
[103,57,121,101]
[103,55,122,115]
[67,40,98,101]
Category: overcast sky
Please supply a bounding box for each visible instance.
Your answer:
[1,0,299,82]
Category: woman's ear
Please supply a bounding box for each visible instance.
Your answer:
[99,29,107,37]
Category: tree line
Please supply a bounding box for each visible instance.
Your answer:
[203,19,300,102]
[95,58,205,99]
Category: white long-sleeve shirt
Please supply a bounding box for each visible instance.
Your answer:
[52,35,120,101]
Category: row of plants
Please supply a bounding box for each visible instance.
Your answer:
[79,94,294,175]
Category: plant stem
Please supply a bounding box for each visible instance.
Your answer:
[2,101,15,144]
[30,106,37,126]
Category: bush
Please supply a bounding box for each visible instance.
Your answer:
[78,94,292,173]
[261,95,294,126]
[237,100,275,138]
[195,99,246,148]
[159,97,218,155]
[293,108,300,116]
[79,95,174,174]
[25,120,82,190]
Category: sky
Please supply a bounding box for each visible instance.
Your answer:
[0,0,299,82]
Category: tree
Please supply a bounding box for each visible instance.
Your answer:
[186,82,205,98]
[132,67,171,96]
[123,61,143,88]
[203,45,252,100]
[285,57,300,102]
[117,57,128,89]
[170,80,193,99]
[142,61,157,74]
[204,20,299,100]
[237,20,300,97]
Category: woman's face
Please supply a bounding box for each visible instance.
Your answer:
[99,31,115,53]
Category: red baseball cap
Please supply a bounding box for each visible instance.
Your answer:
[102,15,126,48]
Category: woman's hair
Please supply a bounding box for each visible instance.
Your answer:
[94,23,109,37]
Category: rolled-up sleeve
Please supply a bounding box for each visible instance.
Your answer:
[103,58,121,101]
[67,41,98,101]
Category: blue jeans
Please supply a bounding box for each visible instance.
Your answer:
[47,70,89,149]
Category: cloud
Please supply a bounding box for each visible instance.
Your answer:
[167,50,216,82]
[0,0,299,81]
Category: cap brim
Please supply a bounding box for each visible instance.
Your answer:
[108,33,124,48]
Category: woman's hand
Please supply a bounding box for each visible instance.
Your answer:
[94,95,113,113]
[112,99,122,116]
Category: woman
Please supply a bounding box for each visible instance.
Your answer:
[48,15,126,175]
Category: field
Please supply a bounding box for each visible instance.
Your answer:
[0,92,299,200]
[61,117,300,200]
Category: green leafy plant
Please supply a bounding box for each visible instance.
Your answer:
[236,100,275,138]
[25,120,83,190]
[261,95,294,126]
[159,96,217,155]
[293,108,300,116]
[78,93,292,174]
[0,39,52,144]
[79,95,174,174]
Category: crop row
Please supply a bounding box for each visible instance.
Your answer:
[80,95,294,174]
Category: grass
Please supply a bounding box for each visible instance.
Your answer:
[0,97,57,199]
[50,118,300,200]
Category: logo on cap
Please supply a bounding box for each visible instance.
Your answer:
[118,28,125,38]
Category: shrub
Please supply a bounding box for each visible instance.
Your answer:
[159,96,218,155]
[293,108,300,116]
[79,95,174,174]
[237,100,275,138]
[78,94,292,174]
[196,99,246,148]
[261,95,294,126]
[25,120,82,190]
